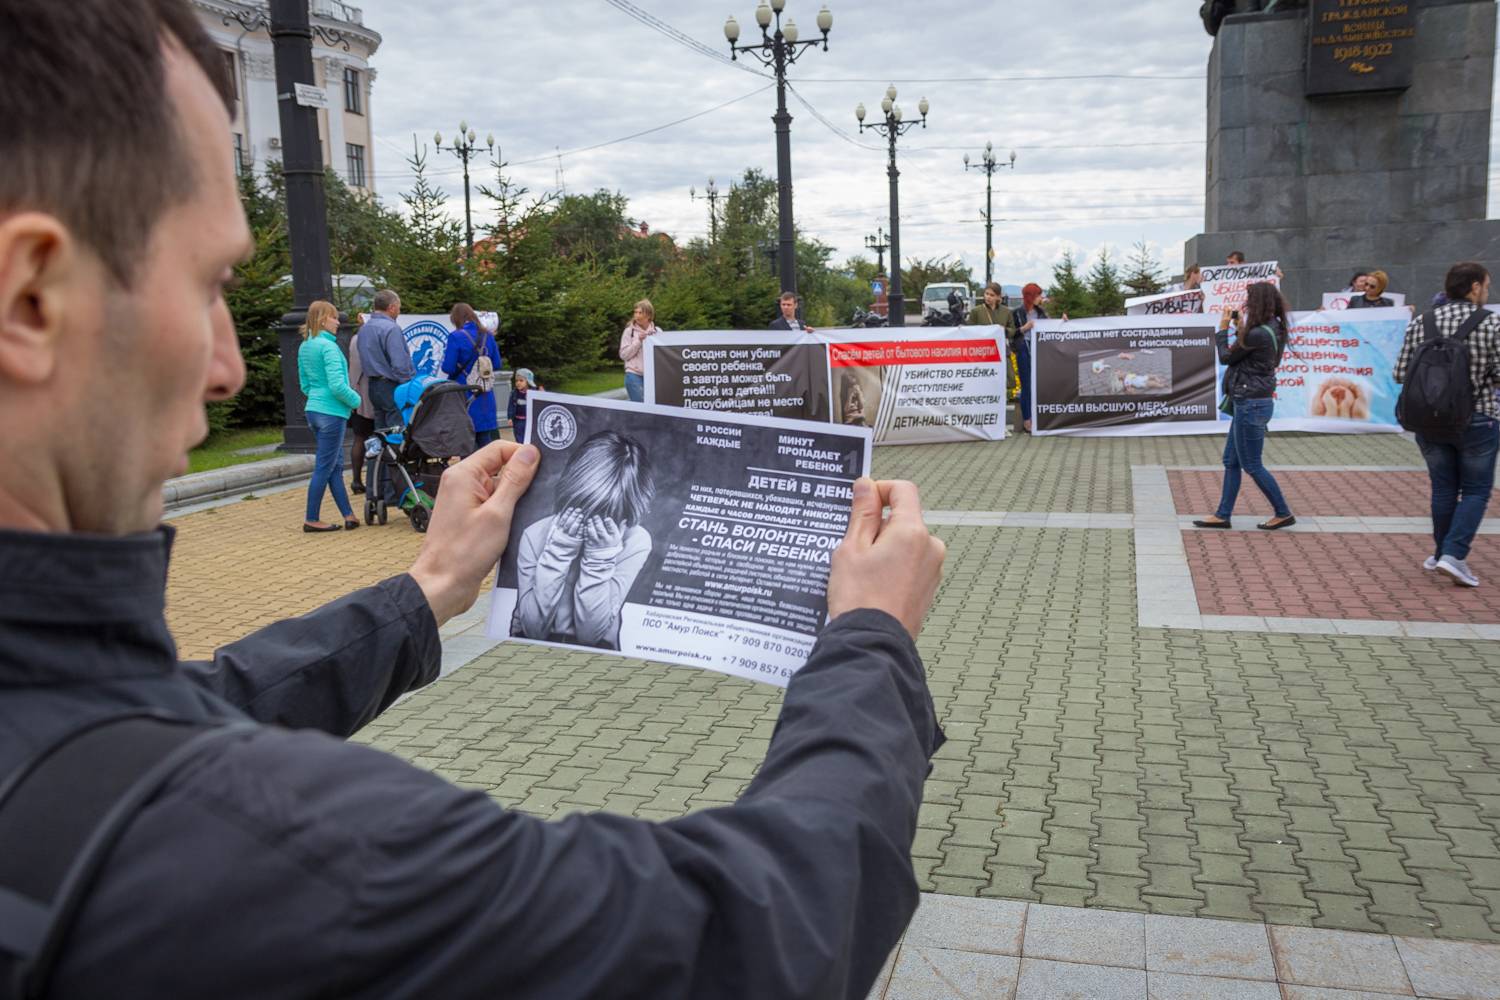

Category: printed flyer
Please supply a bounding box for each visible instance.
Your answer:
[645,328,1007,445]
[1030,316,1222,436]
[486,393,872,687]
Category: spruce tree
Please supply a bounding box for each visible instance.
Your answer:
[1121,240,1165,298]
[1085,247,1126,316]
[1048,250,1093,318]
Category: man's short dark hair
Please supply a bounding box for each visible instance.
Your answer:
[1227,250,1246,264]
[1445,262,1489,302]
[0,0,234,285]
[372,289,400,313]
[779,292,798,303]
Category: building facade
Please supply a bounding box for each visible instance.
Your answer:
[194,0,383,195]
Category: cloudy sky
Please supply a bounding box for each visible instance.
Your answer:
[352,0,1495,286]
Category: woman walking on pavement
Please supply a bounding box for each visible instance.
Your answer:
[298,300,362,533]
[441,303,503,449]
[1193,281,1297,531]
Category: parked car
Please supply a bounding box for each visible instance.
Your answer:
[921,282,972,323]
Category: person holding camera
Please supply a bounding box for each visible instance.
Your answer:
[1193,282,1297,530]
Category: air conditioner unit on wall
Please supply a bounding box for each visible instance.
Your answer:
[268,137,282,149]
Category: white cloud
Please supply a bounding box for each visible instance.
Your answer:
[356,0,1220,285]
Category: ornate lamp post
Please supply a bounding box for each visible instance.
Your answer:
[724,0,832,297]
[435,122,494,258]
[857,85,928,328]
[864,226,890,275]
[965,143,1016,287]
[690,178,722,242]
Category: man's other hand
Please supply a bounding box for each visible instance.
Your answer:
[827,478,945,639]
[409,441,540,626]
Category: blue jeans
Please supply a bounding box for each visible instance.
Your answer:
[476,428,498,450]
[1215,397,1291,519]
[305,410,353,523]
[1417,413,1500,561]
[1014,338,1032,428]
[624,371,644,403]
[366,377,401,503]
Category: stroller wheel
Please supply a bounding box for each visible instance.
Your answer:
[364,499,376,526]
[376,500,388,526]
[409,505,430,533]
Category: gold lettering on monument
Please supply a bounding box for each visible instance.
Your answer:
[1310,0,1415,76]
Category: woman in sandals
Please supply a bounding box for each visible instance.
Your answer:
[297,300,362,533]
[1193,282,1297,532]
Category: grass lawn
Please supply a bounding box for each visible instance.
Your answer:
[547,365,624,396]
[187,427,284,474]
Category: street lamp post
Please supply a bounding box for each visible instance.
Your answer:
[857,86,928,328]
[964,143,1016,287]
[724,0,833,298]
[690,178,721,242]
[435,123,495,257]
[864,226,890,276]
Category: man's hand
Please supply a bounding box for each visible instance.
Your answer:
[409,441,540,626]
[827,478,945,639]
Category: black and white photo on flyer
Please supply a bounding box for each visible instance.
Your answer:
[487,393,873,686]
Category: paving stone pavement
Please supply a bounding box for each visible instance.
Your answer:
[162,427,1500,958]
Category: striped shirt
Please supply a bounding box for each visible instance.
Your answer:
[1394,301,1500,419]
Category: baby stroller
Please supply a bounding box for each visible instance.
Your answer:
[363,380,476,532]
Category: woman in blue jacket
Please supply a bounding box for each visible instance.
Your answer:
[297,300,362,533]
[441,303,503,449]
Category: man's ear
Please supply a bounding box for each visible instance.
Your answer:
[0,212,75,385]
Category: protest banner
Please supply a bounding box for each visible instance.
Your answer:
[486,393,872,687]
[1320,291,1407,310]
[1200,260,1280,317]
[1124,289,1204,316]
[645,328,1007,445]
[358,312,500,378]
[1030,316,1222,436]
[1271,306,1409,434]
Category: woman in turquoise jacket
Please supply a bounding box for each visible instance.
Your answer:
[298,300,363,532]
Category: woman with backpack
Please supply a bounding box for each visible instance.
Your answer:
[1193,282,1297,531]
[441,303,503,450]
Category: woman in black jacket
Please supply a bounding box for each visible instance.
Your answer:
[1193,282,1297,530]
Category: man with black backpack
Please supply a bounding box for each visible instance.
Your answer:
[1395,262,1500,588]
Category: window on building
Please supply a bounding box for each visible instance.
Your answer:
[233,133,246,178]
[344,67,362,115]
[222,50,238,101]
[346,143,366,188]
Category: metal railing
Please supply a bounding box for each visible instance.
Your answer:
[310,0,363,25]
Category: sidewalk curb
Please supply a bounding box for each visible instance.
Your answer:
[162,455,315,511]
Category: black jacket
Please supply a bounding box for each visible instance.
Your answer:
[1218,322,1284,400]
[768,315,806,332]
[0,527,942,999]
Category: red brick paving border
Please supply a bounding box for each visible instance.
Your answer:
[1167,470,1453,519]
[1183,530,1500,623]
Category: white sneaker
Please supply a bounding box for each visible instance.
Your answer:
[1423,556,1440,572]
[1437,555,1480,588]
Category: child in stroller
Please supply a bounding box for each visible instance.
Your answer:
[363,375,477,532]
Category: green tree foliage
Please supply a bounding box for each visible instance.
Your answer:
[1121,240,1165,299]
[375,141,472,314]
[1047,250,1093,318]
[1085,247,1126,316]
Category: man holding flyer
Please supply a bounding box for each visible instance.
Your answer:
[0,2,946,995]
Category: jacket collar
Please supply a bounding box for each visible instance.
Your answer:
[0,525,173,627]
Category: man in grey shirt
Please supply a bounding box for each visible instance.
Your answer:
[357,288,413,431]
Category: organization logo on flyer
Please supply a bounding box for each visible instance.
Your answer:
[536,405,578,450]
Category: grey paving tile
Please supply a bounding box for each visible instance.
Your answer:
[1024,904,1146,969]
[1270,926,1414,995]
[885,947,1020,1000]
[1280,988,1422,1000]
[1393,935,1500,1000]
[1144,914,1275,980]
[1016,958,1147,999]
[903,895,1027,956]
[1146,971,1281,1000]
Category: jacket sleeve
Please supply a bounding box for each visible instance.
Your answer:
[178,574,440,736]
[515,518,576,638]
[1393,314,1424,384]
[618,325,643,363]
[330,608,941,999]
[323,343,363,411]
[571,528,652,647]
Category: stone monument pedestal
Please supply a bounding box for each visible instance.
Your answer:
[1184,1,1500,309]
